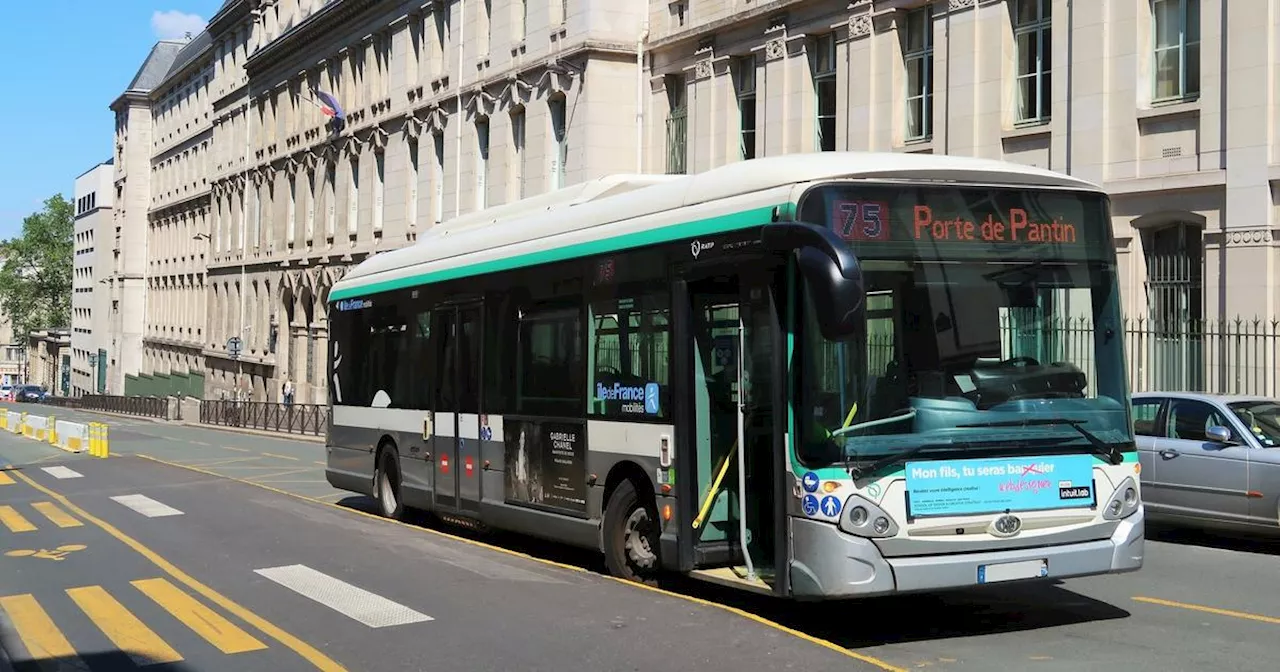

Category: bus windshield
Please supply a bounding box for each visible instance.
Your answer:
[795,184,1132,472]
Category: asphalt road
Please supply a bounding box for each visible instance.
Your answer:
[4,406,1280,671]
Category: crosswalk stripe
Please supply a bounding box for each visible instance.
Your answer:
[132,578,267,654]
[0,594,84,668]
[31,502,82,528]
[0,471,14,485]
[0,505,36,533]
[110,494,184,518]
[254,564,434,628]
[40,466,83,480]
[67,585,184,666]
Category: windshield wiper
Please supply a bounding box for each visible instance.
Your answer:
[956,418,1124,465]
[848,442,959,481]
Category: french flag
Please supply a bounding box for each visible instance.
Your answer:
[312,89,345,134]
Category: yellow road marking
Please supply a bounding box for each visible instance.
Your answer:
[31,501,82,528]
[1134,596,1280,625]
[0,594,83,668]
[182,456,264,468]
[68,585,184,665]
[0,505,37,532]
[138,454,904,671]
[248,468,313,482]
[10,469,347,671]
[261,452,300,461]
[133,578,266,655]
[0,470,14,485]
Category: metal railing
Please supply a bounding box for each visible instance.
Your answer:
[45,394,169,419]
[1005,316,1280,399]
[199,400,328,437]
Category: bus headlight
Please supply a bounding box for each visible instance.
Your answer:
[839,494,899,538]
[1102,477,1141,520]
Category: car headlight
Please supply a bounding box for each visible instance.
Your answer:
[838,494,900,538]
[1102,476,1141,520]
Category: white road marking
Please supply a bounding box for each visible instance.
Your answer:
[109,494,185,518]
[40,466,83,479]
[253,564,433,628]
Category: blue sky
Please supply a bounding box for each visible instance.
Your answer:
[0,1,222,240]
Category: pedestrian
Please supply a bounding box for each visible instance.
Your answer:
[282,379,295,406]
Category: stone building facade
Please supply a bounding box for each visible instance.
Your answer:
[112,0,1280,400]
[71,160,115,396]
[196,0,647,403]
[649,0,1276,332]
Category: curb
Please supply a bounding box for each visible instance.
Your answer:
[175,421,326,444]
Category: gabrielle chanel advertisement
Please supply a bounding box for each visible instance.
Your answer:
[504,419,587,516]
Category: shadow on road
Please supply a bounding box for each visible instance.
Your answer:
[332,495,1131,649]
[1147,521,1280,557]
[0,648,203,672]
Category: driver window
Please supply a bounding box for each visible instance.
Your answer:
[1131,399,1161,436]
[1165,399,1237,443]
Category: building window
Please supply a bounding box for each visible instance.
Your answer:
[1013,0,1052,123]
[1142,222,1204,390]
[549,96,567,190]
[373,152,385,234]
[903,5,933,141]
[407,140,419,230]
[510,107,526,200]
[812,34,837,152]
[475,117,489,210]
[664,74,687,174]
[735,55,757,160]
[1152,0,1200,101]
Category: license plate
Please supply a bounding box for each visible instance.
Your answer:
[977,559,1048,584]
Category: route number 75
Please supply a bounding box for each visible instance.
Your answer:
[832,200,891,241]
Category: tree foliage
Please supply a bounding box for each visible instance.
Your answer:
[0,194,74,339]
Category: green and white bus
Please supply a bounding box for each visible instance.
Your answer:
[324,152,1144,599]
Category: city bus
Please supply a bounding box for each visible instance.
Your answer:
[324,152,1144,599]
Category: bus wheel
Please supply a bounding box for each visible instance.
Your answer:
[376,449,405,521]
[603,479,659,585]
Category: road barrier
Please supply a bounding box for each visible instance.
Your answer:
[0,407,108,457]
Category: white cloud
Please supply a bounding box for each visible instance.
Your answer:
[151,10,207,41]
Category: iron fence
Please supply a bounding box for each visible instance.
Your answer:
[199,400,328,437]
[1001,316,1280,398]
[44,394,169,419]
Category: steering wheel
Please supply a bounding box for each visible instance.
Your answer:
[1003,356,1039,367]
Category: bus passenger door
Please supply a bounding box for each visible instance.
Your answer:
[432,309,459,511]
[454,303,484,514]
[431,303,484,515]
[681,262,780,589]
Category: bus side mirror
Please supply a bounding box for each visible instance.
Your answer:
[761,221,865,341]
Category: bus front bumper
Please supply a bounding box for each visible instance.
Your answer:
[788,507,1144,599]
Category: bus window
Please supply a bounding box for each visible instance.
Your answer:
[588,291,670,420]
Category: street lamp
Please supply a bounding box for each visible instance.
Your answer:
[88,352,98,398]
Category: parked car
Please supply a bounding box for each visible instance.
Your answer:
[14,385,47,403]
[0,384,11,402]
[1132,391,1280,535]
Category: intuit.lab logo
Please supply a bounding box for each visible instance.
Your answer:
[597,382,661,415]
[336,298,373,312]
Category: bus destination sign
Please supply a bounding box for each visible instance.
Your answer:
[832,199,1081,246]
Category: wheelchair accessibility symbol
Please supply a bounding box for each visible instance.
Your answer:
[5,544,87,562]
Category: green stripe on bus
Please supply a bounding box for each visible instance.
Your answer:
[329,204,786,301]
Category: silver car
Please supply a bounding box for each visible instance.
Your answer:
[1132,391,1280,534]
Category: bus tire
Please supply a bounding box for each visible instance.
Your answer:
[376,448,405,521]
[603,479,659,585]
